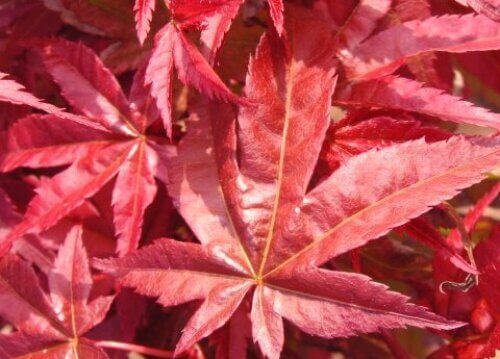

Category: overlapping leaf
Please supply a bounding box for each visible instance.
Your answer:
[0,72,101,130]
[331,6,500,131]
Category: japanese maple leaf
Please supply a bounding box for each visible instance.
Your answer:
[316,1,500,130]
[0,224,114,358]
[95,14,500,358]
[317,113,452,173]
[0,39,168,257]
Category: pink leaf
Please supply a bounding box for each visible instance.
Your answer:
[145,23,175,138]
[200,0,245,64]
[282,137,500,268]
[146,22,244,137]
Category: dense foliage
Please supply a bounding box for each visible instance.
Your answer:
[0,0,499,358]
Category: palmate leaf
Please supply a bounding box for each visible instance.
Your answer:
[96,111,496,359]
[169,0,246,64]
[142,0,261,137]
[136,0,283,46]
[94,12,500,359]
[0,225,113,358]
[0,39,165,257]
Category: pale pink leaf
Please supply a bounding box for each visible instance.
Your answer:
[200,0,245,64]
[134,0,156,44]
[145,23,175,138]
[345,14,500,80]
[0,255,65,339]
[336,76,500,130]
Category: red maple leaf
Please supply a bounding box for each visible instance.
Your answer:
[95,12,500,358]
